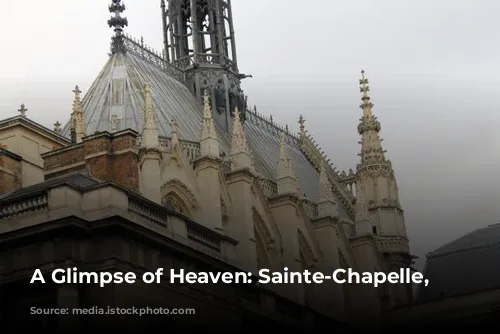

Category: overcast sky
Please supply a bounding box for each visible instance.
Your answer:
[1,0,500,269]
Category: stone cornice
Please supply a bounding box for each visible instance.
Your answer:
[225,167,254,183]
[0,115,71,145]
[0,148,22,161]
[268,193,300,207]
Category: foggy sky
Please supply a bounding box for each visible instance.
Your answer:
[2,0,500,269]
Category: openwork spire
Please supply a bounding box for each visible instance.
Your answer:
[200,90,219,157]
[108,0,128,54]
[72,85,85,143]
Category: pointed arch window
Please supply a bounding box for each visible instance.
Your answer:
[163,195,185,214]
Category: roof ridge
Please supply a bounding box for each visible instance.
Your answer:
[430,224,496,255]
[122,34,185,82]
[427,239,500,259]
[245,107,301,147]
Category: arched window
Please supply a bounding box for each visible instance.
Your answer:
[163,195,184,214]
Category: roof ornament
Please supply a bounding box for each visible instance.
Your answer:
[72,85,86,143]
[108,0,128,54]
[18,104,27,117]
[231,107,250,156]
[53,121,62,134]
[110,114,119,132]
[170,119,179,147]
[359,69,374,118]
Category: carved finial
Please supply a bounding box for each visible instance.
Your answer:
[18,104,27,117]
[110,114,119,132]
[170,119,179,148]
[53,121,62,134]
[143,82,156,128]
[317,161,337,217]
[231,108,249,154]
[108,0,128,54]
[230,107,252,169]
[73,85,81,100]
[359,69,374,117]
[200,90,219,156]
[277,132,299,195]
[203,89,211,118]
[72,85,85,143]
[141,83,159,149]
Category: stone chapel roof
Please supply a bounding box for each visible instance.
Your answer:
[416,223,500,303]
[59,35,352,220]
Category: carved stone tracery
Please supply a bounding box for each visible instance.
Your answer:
[160,179,198,213]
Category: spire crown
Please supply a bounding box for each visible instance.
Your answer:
[359,70,374,116]
[108,0,128,54]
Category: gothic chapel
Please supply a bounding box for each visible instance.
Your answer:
[0,0,414,329]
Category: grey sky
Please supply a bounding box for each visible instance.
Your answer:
[2,0,500,268]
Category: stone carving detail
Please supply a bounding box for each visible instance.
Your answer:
[253,207,275,250]
[355,181,370,222]
[298,229,316,268]
[160,179,198,209]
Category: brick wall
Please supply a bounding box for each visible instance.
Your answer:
[0,149,21,194]
[42,130,139,192]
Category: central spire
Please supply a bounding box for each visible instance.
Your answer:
[108,0,128,54]
[161,0,249,134]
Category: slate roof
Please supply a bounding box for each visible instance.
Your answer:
[0,171,101,202]
[416,223,500,303]
[59,37,352,220]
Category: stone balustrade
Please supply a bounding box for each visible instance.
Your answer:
[376,236,410,254]
[0,183,237,261]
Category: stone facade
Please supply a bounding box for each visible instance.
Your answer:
[0,0,418,330]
